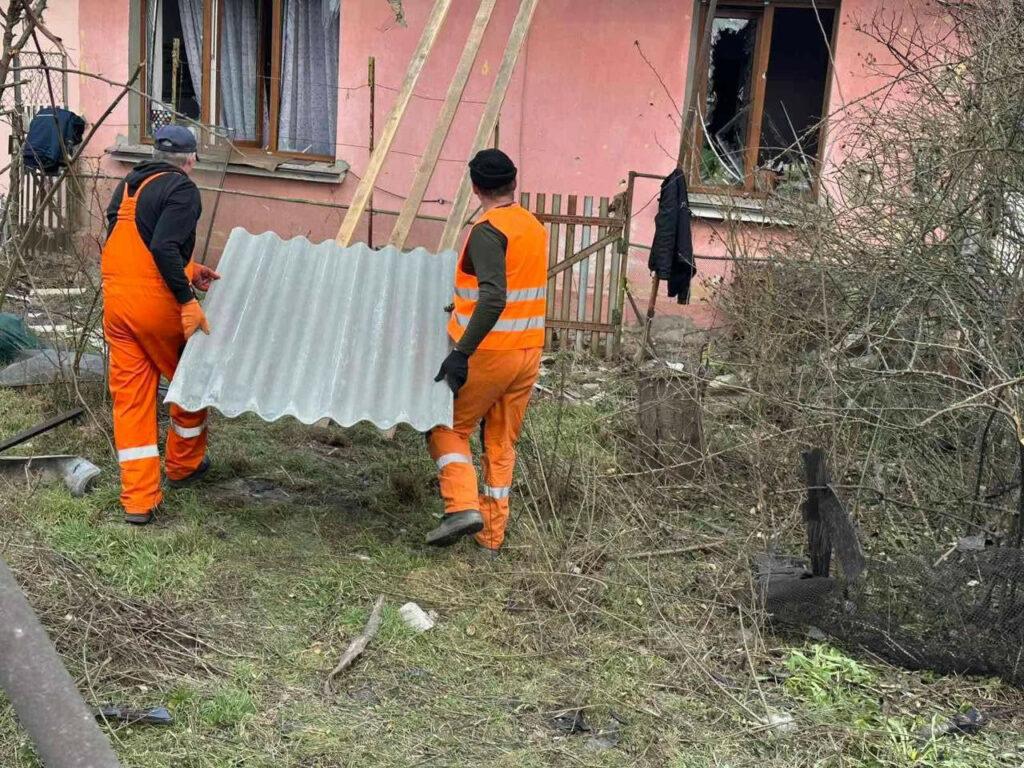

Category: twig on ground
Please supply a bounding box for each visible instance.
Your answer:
[323,595,385,695]
[610,541,725,561]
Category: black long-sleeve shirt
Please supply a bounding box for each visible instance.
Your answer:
[105,161,202,304]
[456,220,508,356]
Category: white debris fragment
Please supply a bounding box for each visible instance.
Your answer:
[399,602,436,632]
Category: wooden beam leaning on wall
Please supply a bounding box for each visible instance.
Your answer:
[438,0,541,253]
[388,0,498,250]
[334,0,453,247]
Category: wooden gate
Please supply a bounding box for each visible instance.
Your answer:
[520,184,633,357]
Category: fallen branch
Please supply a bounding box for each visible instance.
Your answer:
[322,595,385,695]
[610,541,724,561]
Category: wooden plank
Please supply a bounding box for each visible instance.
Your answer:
[388,0,497,249]
[575,196,593,352]
[438,0,541,252]
[545,193,559,350]
[560,196,577,348]
[547,319,614,333]
[336,0,453,247]
[532,213,616,227]
[547,231,621,278]
[592,197,609,351]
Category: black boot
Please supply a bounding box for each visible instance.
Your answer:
[426,510,484,547]
[124,506,158,526]
[167,456,211,489]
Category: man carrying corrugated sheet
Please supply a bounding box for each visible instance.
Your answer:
[427,149,547,558]
[101,126,220,525]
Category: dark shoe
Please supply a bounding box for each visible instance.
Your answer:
[125,507,158,526]
[471,539,501,561]
[167,457,211,489]
[426,510,484,547]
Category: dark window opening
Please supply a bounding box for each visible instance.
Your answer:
[757,8,836,195]
[690,2,839,198]
[699,15,760,187]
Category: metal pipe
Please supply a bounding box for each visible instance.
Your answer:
[0,556,122,768]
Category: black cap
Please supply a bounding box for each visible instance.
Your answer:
[468,148,517,191]
[154,125,197,154]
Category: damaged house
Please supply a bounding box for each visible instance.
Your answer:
[6,0,937,331]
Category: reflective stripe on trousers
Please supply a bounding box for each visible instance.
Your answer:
[483,485,511,500]
[118,444,159,463]
[172,419,207,439]
[436,452,472,470]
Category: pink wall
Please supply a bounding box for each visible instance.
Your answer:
[62,0,937,325]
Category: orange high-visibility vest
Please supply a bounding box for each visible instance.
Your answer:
[448,203,547,351]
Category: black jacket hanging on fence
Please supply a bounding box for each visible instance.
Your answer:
[22,107,85,174]
[648,168,695,304]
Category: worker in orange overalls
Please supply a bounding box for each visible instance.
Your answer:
[428,149,547,557]
[101,126,220,525]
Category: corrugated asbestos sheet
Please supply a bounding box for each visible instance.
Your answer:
[166,228,457,431]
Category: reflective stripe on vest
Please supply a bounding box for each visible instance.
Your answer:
[447,203,548,351]
[455,313,545,332]
[455,286,546,302]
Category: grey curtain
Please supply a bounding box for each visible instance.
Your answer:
[146,0,163,107]
[177,0,204,103]
[278,0,340,155]
[219,0,260,142]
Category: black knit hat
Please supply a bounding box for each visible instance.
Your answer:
[468,148,517,191]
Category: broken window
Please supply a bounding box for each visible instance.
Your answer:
[691,1,838,197]
[142,0,340,158]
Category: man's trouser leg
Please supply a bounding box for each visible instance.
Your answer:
[106,322,163,514]
[477,348,541,550]
[165,404,208,481]
[428,349,520,516]
[141,326,208,482]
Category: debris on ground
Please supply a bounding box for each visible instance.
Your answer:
[0,313,42,364]
[398,602,436,632]
[0,455,101,496]
[0,349,105,387]
[323,595,385,695]
[0,408,83,453]
[916,708,988,743]
[550,708,591,735]
[95,705,173,726]
[757,709,798,736]
[585,713,624,751]
[210,477,291,505]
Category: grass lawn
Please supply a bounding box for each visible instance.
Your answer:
[0,372,1021,767]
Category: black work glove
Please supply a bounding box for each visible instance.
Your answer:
[435,349,469,396]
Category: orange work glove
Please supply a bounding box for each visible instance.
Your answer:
[181,299,210,339]
[190,263,221,292]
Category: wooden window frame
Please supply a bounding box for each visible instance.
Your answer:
[139,0,336,162]
[687,0,840,198]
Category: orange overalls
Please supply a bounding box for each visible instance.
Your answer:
[101,172,208,515]
[429,204,548,550]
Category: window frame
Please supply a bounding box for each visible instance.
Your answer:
[139,0,336,162]
[686,0,840,199]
